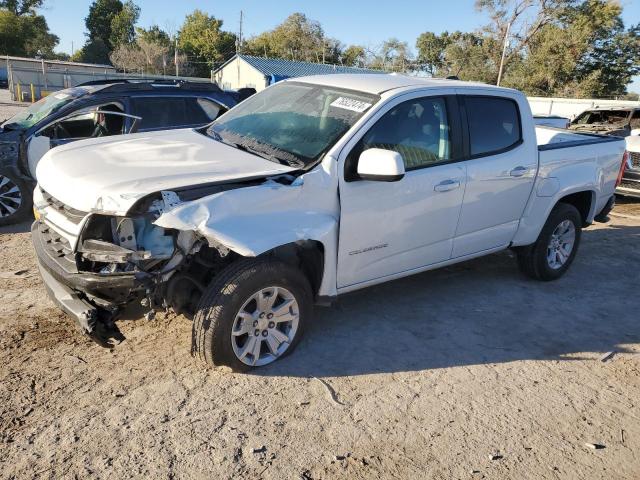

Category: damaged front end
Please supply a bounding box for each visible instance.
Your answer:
[32,188,236,346]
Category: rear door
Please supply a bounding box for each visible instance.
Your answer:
[337,92,467,289]
[451,93,537,257]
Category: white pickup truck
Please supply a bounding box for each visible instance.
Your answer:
[32,75,626,370]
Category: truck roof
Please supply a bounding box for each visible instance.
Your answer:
[290,73,516,95]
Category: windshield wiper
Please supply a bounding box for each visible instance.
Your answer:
[210,129,303,168]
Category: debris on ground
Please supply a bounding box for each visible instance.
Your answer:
[600,351,615,362]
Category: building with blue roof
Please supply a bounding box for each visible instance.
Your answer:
[212,54,385,92]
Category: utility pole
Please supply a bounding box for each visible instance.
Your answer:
[71,41,74,56]
[497,20,511,86]
[175,37,179,77]
[237,10,243,54]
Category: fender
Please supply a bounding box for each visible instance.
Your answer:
[153,164,340,297]
[512,160,599,246]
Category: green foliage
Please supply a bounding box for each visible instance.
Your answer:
[0,8,58,56]
[369,38,412,72]
[178,9,236,76]
[243,13,339,63]
[341,45,366,67]
[136,24,171,49]
[85,0,123,49]
[0,0,42,16]
[416,0,640,97]
[79,37,110,64]
[110,0,139,48]
[503,0,640,97]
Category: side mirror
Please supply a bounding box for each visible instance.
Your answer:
[357,148,405,182]
[631,128,640,136]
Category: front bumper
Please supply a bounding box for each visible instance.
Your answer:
[32,220,150,335]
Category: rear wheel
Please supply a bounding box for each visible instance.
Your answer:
[192,257,312,370]
[516,203,582,281]
[0,170,32,226]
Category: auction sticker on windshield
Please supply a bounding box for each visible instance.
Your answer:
[330,97,372,113]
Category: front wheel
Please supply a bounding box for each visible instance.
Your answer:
[0,170,32,226]
[192,257,312,370]
[516,203,582,281]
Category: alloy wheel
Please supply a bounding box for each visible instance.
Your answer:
[231,286,300,366]
[546,219,576,269]
[0,174,22,218]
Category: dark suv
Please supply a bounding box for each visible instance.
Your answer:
[0,79,251,225]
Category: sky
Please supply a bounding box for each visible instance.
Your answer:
[40,0,640,93]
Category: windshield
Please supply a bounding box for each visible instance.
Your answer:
[2,87,90,129]
[572,110,631,127]
[207,82,378,168]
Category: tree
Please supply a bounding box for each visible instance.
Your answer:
[110,0,139,48]
[178,9,236,76]
[85,0,123,49]
[0,0,43,16]
[244,13,331,63]
[503,0,640,97]
[342,45,365,67]
[416,32,452,75]
[369,38,413,72]
[0,8,58,56]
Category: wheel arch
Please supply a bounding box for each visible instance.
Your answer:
[557,190,595,227]
[263,240,326,301]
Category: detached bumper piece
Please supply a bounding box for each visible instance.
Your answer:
[37,264,95,333]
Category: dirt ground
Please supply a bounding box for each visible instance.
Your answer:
[1,95,640,479]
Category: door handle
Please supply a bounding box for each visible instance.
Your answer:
[434,179,461,192]
[510,166,528,177]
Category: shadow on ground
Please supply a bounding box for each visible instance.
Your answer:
[254,224,640,377]
[0,220,31,235]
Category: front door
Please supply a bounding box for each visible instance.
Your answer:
[337,94,466,289]
[26,101,126,177]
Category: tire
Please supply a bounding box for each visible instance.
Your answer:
[516,203,582,281]
[0,169,32,226]
[192,257,312,371]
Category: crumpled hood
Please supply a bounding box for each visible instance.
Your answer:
[36,128,296,214]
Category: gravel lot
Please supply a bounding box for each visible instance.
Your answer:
[1,94,639,479]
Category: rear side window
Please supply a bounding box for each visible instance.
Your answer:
[185,98,223,123]
[131,97,188,130]
[465,97,521,156]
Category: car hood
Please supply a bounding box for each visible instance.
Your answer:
[36,128,296,214]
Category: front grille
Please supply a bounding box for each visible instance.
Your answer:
[35,221,78,273]
[630,151,640,170]
[40,188,87,224]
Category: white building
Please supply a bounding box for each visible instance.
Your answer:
[213,54,384,92]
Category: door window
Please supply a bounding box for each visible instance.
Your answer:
[346,97,451,180]
[132,97,225,130]
[630,110,640,129]
[131,97,188,130]
[40,102,124,140]
[465,97,521,156]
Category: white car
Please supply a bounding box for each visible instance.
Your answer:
[32,75,627,369]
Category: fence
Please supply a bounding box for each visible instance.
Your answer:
[528,96,640,119]
[4,56,214,102]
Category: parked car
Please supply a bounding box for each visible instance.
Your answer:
[533,115,569,129]
[0,79,249,225]
[618,136,640,198]
[32,75,626,369]
[568,106,640,138]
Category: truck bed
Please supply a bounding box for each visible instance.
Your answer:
[536,126,621,151]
